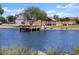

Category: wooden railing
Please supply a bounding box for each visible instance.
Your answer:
[19,25,41,29]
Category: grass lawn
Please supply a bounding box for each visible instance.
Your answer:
[48,25,79,29]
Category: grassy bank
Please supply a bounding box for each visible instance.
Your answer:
[0,47,38,55]
[0,47,78,55]
[0,47,79,55]
[0,47,64,55]
[48,25,79,29]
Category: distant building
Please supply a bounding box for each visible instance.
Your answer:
[68,17,79,21]
[46,21,76,26]
[15,14,25,24]
[46,17,77,26]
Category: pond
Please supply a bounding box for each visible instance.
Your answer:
[0,28,79,53]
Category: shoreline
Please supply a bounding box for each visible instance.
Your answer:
[0,24,79,31]
[0,28,79,31]
[0,24,19,29]
[45,28,79,31]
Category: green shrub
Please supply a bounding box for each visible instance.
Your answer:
[0,47,38,55]
[74,48,79,55]
[45,48,68,55]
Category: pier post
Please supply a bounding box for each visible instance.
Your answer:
[31,27,32,32]
[19,25,41,32]
[20,28,22,32]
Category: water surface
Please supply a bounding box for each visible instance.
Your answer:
[0,29,79,53]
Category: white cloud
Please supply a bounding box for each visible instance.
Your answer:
[56,3,79,10]
[46,10,56,14]
[56,5,61,8]
[47,13,54,17]
[56,12,64,15]
[3,7,12,12]
[46,4,77,17]
[3,7,24,16]
[57,4,75,8]
[46,10,69,17]
[56,12,71,17]
[46,10,56,17]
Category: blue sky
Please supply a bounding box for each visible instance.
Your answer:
[1,3,79,18]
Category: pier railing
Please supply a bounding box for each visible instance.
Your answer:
[19,25,41,29]
[19,25,41,32]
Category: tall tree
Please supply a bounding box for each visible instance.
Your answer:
[23,7,47,25]
[0,5,4,15]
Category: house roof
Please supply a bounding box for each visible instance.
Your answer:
[47,17,56,21]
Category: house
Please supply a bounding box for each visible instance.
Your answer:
[46,17,56,26]
[15,14,25,24]
[64,21,76,26]
[46,21,76,26]
[68,17,79,21]
[46,17,77,26]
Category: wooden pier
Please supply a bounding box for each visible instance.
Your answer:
[19,25,41,32]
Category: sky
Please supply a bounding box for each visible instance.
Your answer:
[1,3,79,18]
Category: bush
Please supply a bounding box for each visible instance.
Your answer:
[7,15,16,23]
[0,16,5,23]
[74,48,79,55]
[0,47,73,55]
[76,20,79,24]
[0,47,38,55]
[45,48,69,55]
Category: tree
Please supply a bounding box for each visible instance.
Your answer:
[0,5,5,24]
[23,7,47,26]
[7,15,16,23]
[23,7,47,20]
[53,15,59,21]
[75,19,79,24]
[60,17,70,21]
[0,5,4,15]
[0,16,5,22]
